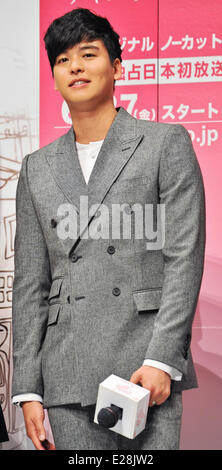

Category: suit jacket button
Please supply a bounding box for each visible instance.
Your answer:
[112,287,121,296]
[107,246,115,255]
[124,204,133,215]
[51,218,57,228]
[71,253,79,263]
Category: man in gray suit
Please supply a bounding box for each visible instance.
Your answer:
[11,8,205,450]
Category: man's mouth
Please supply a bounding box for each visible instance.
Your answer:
[69,80,90,87]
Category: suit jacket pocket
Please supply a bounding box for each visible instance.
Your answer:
[48,277,63,303]
[110,175,152,195]
[47,303,60,326]
[132,288,162,312]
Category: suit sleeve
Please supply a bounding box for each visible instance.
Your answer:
[144,125,206,375]
[11,154,51,398]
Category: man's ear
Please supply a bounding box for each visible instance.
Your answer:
[113,58,122,81]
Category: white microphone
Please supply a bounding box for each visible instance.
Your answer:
[94,374,150,439]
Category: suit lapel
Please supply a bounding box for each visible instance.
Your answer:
[46,106,144,251]
[46,125,88,216]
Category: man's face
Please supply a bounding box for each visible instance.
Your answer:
[53,39,122,111]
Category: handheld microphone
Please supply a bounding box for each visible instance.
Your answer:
[94,374,150,439]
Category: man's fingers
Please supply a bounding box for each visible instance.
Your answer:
[27,420,47,450]
[129,369,141,384]
[149,389,171,407]
[130,366,171,408]
[35,418,46,443]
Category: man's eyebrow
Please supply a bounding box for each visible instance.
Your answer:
[78,45,100,51]
[56,45,100,60]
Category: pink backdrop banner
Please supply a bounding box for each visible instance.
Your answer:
[40,0,222,449]
[159,0,222,260]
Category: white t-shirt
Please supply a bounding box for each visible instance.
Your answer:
[75,139,104,184]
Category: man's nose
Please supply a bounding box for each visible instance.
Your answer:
[69,57,84,73]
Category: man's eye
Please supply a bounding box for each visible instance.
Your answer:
[58,57,68,64]
[83,53,95,58]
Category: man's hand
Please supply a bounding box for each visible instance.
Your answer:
[129,365,171,407]
[22,401,55,450]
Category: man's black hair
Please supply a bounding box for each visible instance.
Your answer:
[44,7,122,77]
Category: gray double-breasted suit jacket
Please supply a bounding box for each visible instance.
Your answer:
[11,106,206,408]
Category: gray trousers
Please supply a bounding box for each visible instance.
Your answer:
[47,391,183,450]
